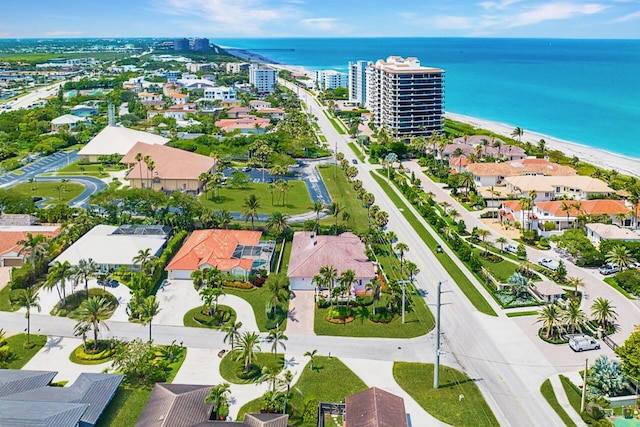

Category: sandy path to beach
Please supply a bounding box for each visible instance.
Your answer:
[446,112,640,178]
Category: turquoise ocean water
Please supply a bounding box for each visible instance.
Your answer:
[218,38,640,159]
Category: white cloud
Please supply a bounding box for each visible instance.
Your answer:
[43,30,84,36]
[433,15,475,30]
[507,2,608,28]
[478,0,522,10]
[154,0,297,35]
[613,10,640,21]
[301,18,340,31]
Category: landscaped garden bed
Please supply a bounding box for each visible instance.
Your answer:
[0,332,47,369]
[183,304,236,329]
[69,339,115,365]
[50,288,118,319]
[219,351,284,384]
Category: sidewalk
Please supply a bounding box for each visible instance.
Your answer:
[549,375,587,426]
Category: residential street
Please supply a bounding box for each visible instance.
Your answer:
[283,79,567,426]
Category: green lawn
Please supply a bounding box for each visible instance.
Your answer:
[68,340,114,365]
[506,310,538,317]
[1,334,47,369]
[280,239,293,273]
[371,173,498,316]
[474,248,518,283]
[219,351,284,384]
[314,293,433,338]
[238,356,367,426]
[10,181,85,205]
[603,277,636,299]
[0,286,19,312]
[322,110,346,134]
[393,362,499,427]
[540,379,577,427]
[95,347,186,427]
[348,142,366,163]
[202,181,312,216]
[183,305,236,329]
[318,166,369,234]
[50,289,118,319]
[56,161,124,178]
[559,375,598,424]
[224,286,289,332]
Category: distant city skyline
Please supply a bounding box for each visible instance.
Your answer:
[0,0,639,39]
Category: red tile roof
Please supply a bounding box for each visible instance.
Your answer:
[536,200,630,216]
[166,229,261,272]
[121,142,215,180]
[0,228,61,257]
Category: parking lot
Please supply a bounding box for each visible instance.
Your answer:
[0,151,79,188]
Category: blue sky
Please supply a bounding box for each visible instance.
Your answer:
[1,0,639,39]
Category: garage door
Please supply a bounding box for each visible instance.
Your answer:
[2,258,23,267]
[169,270,193,280]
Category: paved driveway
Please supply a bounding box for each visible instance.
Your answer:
[285,290,315,335]
[32,175,107,208]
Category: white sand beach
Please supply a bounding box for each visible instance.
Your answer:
[446,112,640,178]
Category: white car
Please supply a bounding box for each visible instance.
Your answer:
[599,263,620,275]
[538,258,559,271]
[569,334,600,352]
[504,244,518,254]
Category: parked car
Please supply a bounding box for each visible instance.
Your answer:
[504,244,518,254]
[538,258,559,271]
[257,333,273,343]
[568,334,600,352]
[352,159,358,164]
[106,278,119,288]
[599,263,620,275]
[241,166,252,172]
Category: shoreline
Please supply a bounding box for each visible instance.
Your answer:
[445,112,640,178]
[229,48,640,178]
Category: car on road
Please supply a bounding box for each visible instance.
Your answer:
[599,263,620,275]
[106,278,119,288]
[352,159,358,164]
[241,166,252,172]
[538,258,559,271]
[257,333,274,343]
[504,244,518,254]
[568,334,600,352]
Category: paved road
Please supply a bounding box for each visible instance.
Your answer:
[33,175,108,208]
[282,78,563,426]
[0,151,79,188]
[6,82,65,111]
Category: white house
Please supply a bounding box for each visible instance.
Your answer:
[51,114,86,131]
[203,86,237,102]
[504,175,614,202]
[585,223,640,245]
[78,125,169,162]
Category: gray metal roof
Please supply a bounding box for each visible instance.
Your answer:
[0,370,57,397]
[1,372,123,426]
[0,400,88,427]
[136,383,213,427]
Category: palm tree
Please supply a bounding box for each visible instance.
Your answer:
[311,200,324,233]
[562,301,587,334]
[216,209,233,230]
[404,261,420,282]
[338,269,356,309]
[458,171,474,197]
[72,258,98,300]
[476,229,491,243]
[560,201,573,228]
[17,233,49,266]
[73,321,90,352]
[268,328,288,360]
[496,237,508,253]
[606,245,632,270]
[205,382,231,420]
[591,298,617,332]
[319,265,338,305]
[566,276,584,297]
[265,273,289,318]
[45,260,72,306]
[266,212,289,239]
[304,349,318,371]
[135,152,144,185]
[326,202,344,235]
[395,242,409,275]
[242,194,261,230]
[537,303,563,339]
[511,127,523,143]
[191,269,204,289]
[365,279,382,315]
[223,320,242,350]
[14,287,40,344]
[139,295,161,342]
[132,248,153,271]
[77,296,112,351]
[235,331,261,372]
[538,139,546,155]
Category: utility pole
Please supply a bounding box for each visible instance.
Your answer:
[397,280,410,324]
[581,358,588,413]
[434,280,443,389]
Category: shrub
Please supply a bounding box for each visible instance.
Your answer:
[316,298,330,309]
[613,269,640,296]
[543,222,556,231]
[236,363,261,380]
[480,210,498,219]
[74,340,114,361]
[481,252,503,263]
[223,281,254,290]
[303,399,319,424]
[369,307,394,323]
[253,277,266,287]
[326,306,353,320]
[355,295,372,306]
[0,345,11,362]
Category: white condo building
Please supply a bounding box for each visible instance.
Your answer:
[366,56,445,139]
[314,70,349,90]
[348,60,369,105]
[203,86,237,101]
[249,65,277,94]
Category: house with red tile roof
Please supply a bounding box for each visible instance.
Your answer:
[215,116,270,134]
[167,93,188,105]
[0,226,60,267]
[465,158,576,187]
[121,142,215,192]
[166,230,275,280]
[287,232,377,291]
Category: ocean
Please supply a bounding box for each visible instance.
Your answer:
[217,38,640,159]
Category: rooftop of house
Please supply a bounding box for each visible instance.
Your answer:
[0,226,61,257]
[52,224,169,267]
[51,114,86,125]
[78,125,169,156]
[256,108,285,114]
[121,142,215,181]
[345,387,408,427]
[466,158,576,177]
[215,117,270,131]
[166,229,262,272]
[505,175,613,194]
[585,223,640,240]
[535,199,630,216]
[287,232,377,279]
[531,280,565,297]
